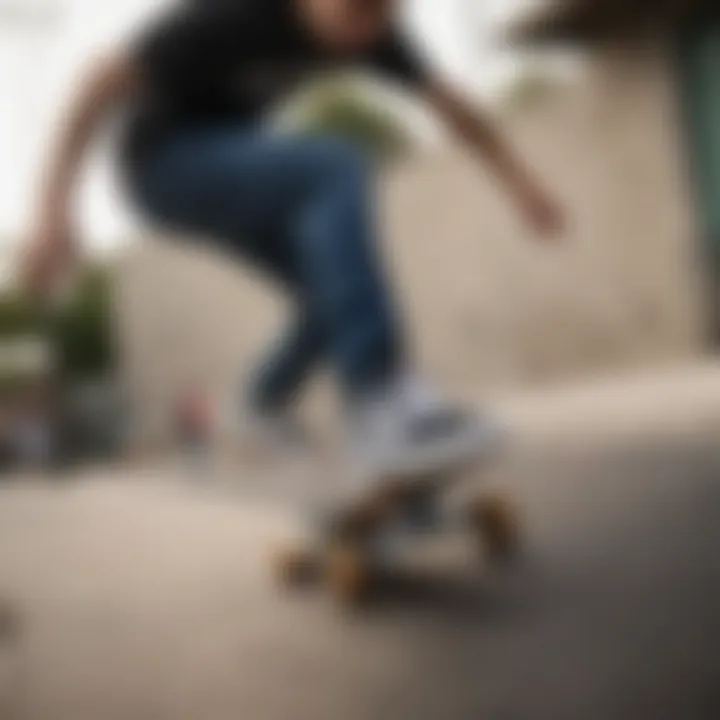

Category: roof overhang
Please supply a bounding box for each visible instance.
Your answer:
[510,0,719,46]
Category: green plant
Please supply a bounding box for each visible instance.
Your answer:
[0,291,40,338]
[0,264,117,384]
[51,265,117,380]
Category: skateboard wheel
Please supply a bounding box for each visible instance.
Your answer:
[275,547,320,588]
[327,544,372,606]
[469,494,519,562]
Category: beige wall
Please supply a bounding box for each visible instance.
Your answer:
[389,45,704,388]
[115,46,707,447]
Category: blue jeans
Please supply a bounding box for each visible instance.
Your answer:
[126,124,404,410]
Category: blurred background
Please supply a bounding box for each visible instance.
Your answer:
[1,2,720,719]
[1,0,717,466]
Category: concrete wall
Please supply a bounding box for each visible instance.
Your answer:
[115,46,707,447]
[388,46,704,389]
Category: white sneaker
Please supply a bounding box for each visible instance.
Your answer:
[347,375,505,486]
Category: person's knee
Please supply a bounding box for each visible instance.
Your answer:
[310,137,370,188]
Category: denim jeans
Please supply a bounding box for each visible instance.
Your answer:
[126,124,404,410]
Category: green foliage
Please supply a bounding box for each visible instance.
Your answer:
[50,266,117,380]
[0,288,44,391]
[0,264,116,384]
[0,292,40,338]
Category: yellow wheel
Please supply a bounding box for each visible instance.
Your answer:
[275,546,321,589]
[327,543,372,606]
[469,494,519,562]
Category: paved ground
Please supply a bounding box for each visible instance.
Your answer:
[1,366,720,719]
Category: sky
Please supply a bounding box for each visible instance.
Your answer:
[0,0,533,257]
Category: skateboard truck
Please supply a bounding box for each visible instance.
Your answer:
[275,486,520,608]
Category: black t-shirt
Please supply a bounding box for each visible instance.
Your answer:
[122,0,428,161]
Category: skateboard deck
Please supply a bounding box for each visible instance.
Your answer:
[274,462,519,606]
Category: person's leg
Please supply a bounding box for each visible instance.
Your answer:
[129,128,324,419]
[127,125,497,481]
[245,308,325,413]
[220,221,326,415]
[129,126,403,398]
[291,138,404,396]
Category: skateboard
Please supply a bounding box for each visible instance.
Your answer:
[274,464,519,607]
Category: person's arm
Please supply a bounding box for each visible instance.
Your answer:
[425,79,564,238]
[26,4,257,296]
[26,52,139,295]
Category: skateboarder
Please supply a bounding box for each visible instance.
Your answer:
[25,0,564,495]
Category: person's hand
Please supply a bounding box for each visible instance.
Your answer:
[517,183,566,241]
[23,206,77,299]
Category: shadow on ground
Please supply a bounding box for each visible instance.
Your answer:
[0,430,719,719]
